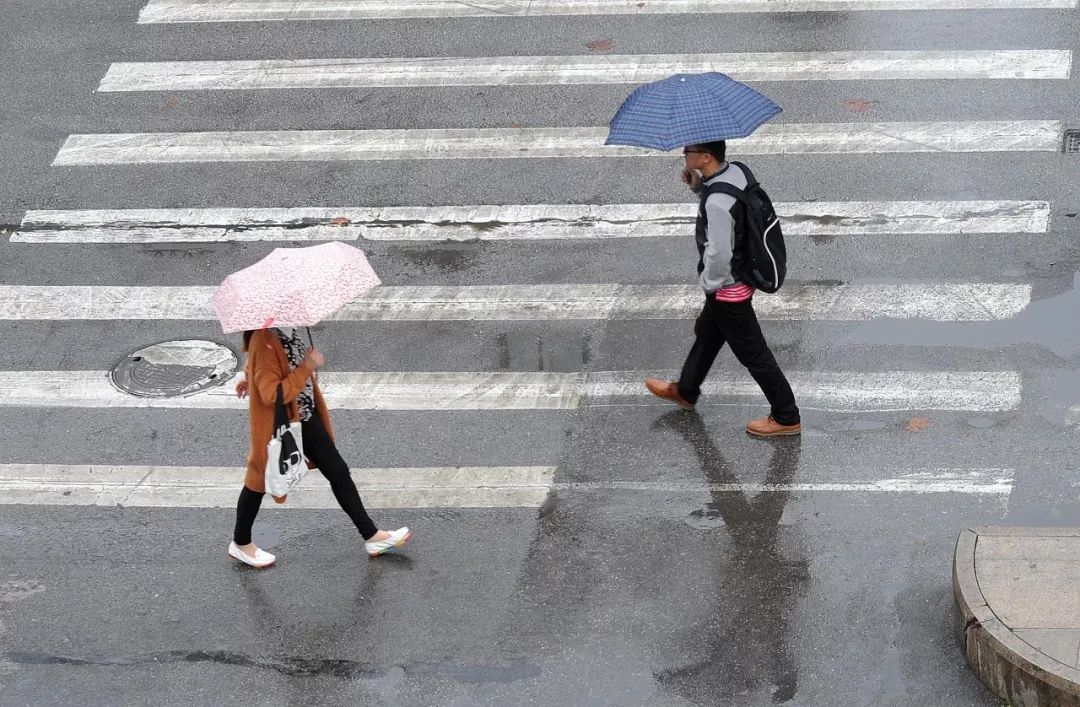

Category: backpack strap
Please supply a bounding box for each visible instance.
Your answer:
[700,181,751,209]
[729,161,758,189]
[697,162,760,230]
[698,165,757,242]
[702,181,747,200]
[698,162,756,208]
[697,182,731,223]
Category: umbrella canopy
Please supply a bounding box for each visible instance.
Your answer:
[213,241,381,333]
[605,72,781,151]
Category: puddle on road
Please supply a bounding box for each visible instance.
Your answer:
[397,244,478,274]
[836,271,1080,358]
[1025,369,1080,426]
[817,419,890,432]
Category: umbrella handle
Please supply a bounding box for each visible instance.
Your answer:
[305,326,318,384]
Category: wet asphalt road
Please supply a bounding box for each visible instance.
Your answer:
[2,1,1080,705]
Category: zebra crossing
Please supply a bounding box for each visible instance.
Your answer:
[134,0,1079,22]
[5,0,1074,513]
[0,369,1024,411]
[0,283,1034,321]
[0,464,1012,510]
[11,200,1050,242]
[0,463,556,509]
[96,51,1072,90]
[50,121,1064,165]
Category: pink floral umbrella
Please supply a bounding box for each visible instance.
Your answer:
[213,242,381,334]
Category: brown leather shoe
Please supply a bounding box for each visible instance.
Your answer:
[644,378,695,410]
[746,416,802,437]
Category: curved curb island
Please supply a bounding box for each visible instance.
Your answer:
[954,527,1080,706]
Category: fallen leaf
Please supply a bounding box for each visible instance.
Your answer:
[329,217,351,226]
[586,38,614,52]
[164,97,178,108]
[510,122,524,129]
[905,417,931,432]
[842,99,876,113]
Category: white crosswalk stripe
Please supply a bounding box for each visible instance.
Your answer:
[559,468,1016,494]
[136,0,1079,23]
[0,464,556,508]
[0,283,1034,322]
[51,121,1063,165]
[0,370,1022,412]
[97,51,1072,92]
[0,465,1014,509]
[12,201,1049,243]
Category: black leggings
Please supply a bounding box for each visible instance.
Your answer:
[233,413,379,544]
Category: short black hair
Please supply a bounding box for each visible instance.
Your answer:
[697,140,726,162]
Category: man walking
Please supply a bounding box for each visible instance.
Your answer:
[645,141,801,437]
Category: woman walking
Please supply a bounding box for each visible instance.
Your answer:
[229,327,411,569]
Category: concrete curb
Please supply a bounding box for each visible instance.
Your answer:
[953,527,1080,707]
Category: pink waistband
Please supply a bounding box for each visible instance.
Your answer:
[715,283,755,303]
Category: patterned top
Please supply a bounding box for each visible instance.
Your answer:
[274,328,315,422]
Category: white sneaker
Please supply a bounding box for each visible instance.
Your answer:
[228,541,276,568]
[365,527,412,557]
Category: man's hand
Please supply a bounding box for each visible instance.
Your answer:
[235,379,249,399]
[681,167,702,189]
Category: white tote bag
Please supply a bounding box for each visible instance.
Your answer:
[264,384,308,498]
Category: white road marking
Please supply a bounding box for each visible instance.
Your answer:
[0,464,555,508]
[137,0,1080,23]
[13,201,1049,243]
[558,468,1015,494]
[98,51,1072,92]
[0,283,1033,322]
[0,370,1022,412]
[51,121,1063,165]
[0,465,1013,510]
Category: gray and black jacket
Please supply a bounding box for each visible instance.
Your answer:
[692,163,749,293]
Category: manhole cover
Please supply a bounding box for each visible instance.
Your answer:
[110,340,238,398]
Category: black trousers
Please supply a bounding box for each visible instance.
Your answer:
[233,413,379,544]
[677,297,800,425]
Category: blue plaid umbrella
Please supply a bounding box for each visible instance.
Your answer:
[606,72,781,151]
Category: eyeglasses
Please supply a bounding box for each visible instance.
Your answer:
[682,148,708,155]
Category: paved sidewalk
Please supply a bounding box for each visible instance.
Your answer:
[954,527,1080,706]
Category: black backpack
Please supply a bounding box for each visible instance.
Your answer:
[698,161,786,293]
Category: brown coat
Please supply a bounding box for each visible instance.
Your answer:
[243,328,334,500]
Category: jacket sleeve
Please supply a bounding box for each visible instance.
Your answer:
[249,333,315,406]
[698,194,738,293]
